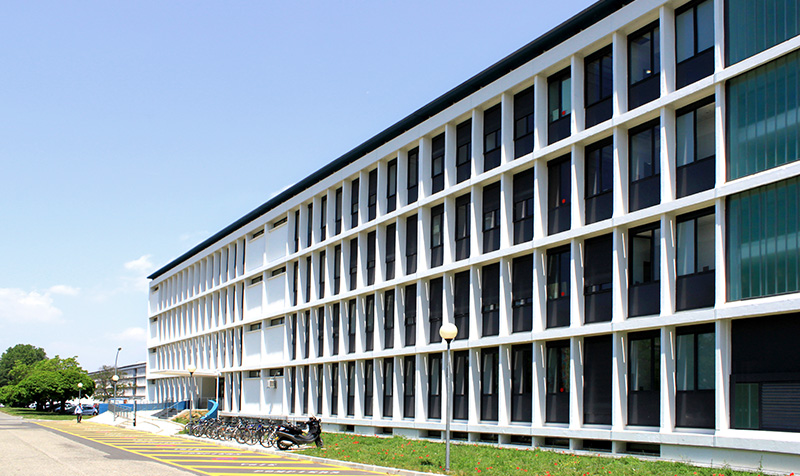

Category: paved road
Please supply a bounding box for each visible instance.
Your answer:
[0,412,386,476]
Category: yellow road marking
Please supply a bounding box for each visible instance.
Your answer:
[36,421,386,475]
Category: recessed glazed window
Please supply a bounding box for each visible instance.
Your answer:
[431,133,445,194]
[384,290,395,350]
[347,299,356,354]
[366,231,376,286]
[320,195,327,241]
[406,214,418,275]
[514,86,535,158]
[676,324,715,428]
[676,208,715,311]
[294,210,300,253]
[481,263,500,336]
[584,335,612,424]
[407,147,419,204]
[302,366,309,414]
[368,169,378,222]
[364,359,374,416]
[333,245,341,295]
[512,254,533,332]
[306,204,313,247]
[350,178,359,229]
[430,204,444,268]
[456,119,472,183]
[585,138,613,224]
[548,68,572,144]
[455,193,471,261]
[317,307,324,358]
[318,250,326,299]
[452,350,469,420]
[334,187,343,236]
[629,120,661,212]
[346,361,355,415]
[385,223,396,281]
[585,46,613,128]
[483,182,501,253]
[480,347,499,421]
[511,344,532,422]
[305,256,311,303]
[331,303,340,356]
[349,238,358,291]
[316,364,323,414]
[387,158,397,213]
[429,277,443,344]
[584,234,613,323]
[484,104,502,171]
[365,294,375,352]
[676,0,714,88]
[546,340,570,423]
[403,356,415,419]
[629,222,661,317]
[548,154,571,235]
[454,271,470,340]
[513,168,534,244]
[628,331,661,427]
[292,262,299,306]
[383,358,393,418]
[428,353,442,419]
[676,98,715,197]
[404,283,416,347]
[628,21,660,110]
[546,245,570,329]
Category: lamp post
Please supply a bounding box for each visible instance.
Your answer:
[77,382,83,403]
[111,374,119,421]
[187,365,197,424]
[439,323,458,472]
[111,346,122,421]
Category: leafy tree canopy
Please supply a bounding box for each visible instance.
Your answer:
[0,344,46,387]
[0,355,94,409]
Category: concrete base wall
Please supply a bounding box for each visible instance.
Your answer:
[661,445,800,474]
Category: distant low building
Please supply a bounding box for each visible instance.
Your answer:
[90,361,147,402]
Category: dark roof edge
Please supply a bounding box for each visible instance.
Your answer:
[148,0,630,281]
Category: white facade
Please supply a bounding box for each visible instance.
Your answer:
[147,0,800,472]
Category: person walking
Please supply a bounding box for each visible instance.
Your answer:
[74,403,83,423]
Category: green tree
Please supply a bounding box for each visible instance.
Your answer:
[0,344,46,387]
[0,356,95,410]
[91,365,129,402]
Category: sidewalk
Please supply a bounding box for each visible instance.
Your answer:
[90,411,436,476]
[89,409,184,436]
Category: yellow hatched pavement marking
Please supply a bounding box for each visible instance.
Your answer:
[36,421,386,475]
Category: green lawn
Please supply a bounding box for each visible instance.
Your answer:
[0,406,93,421]
[298,433,765,476]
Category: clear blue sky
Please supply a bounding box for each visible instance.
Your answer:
[0,0,594,372]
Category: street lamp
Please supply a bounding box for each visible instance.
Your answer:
[112,347,122,421]
[187,364,197,424]
[111,374,119,421]
[439,323,458,472]
[77,382,83,402]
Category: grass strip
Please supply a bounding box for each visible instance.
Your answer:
[298,432,765,476]
[0,406,95,421]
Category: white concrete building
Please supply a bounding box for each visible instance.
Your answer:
[147,0,800,471]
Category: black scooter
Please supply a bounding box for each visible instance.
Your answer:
[275,416,323,450]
